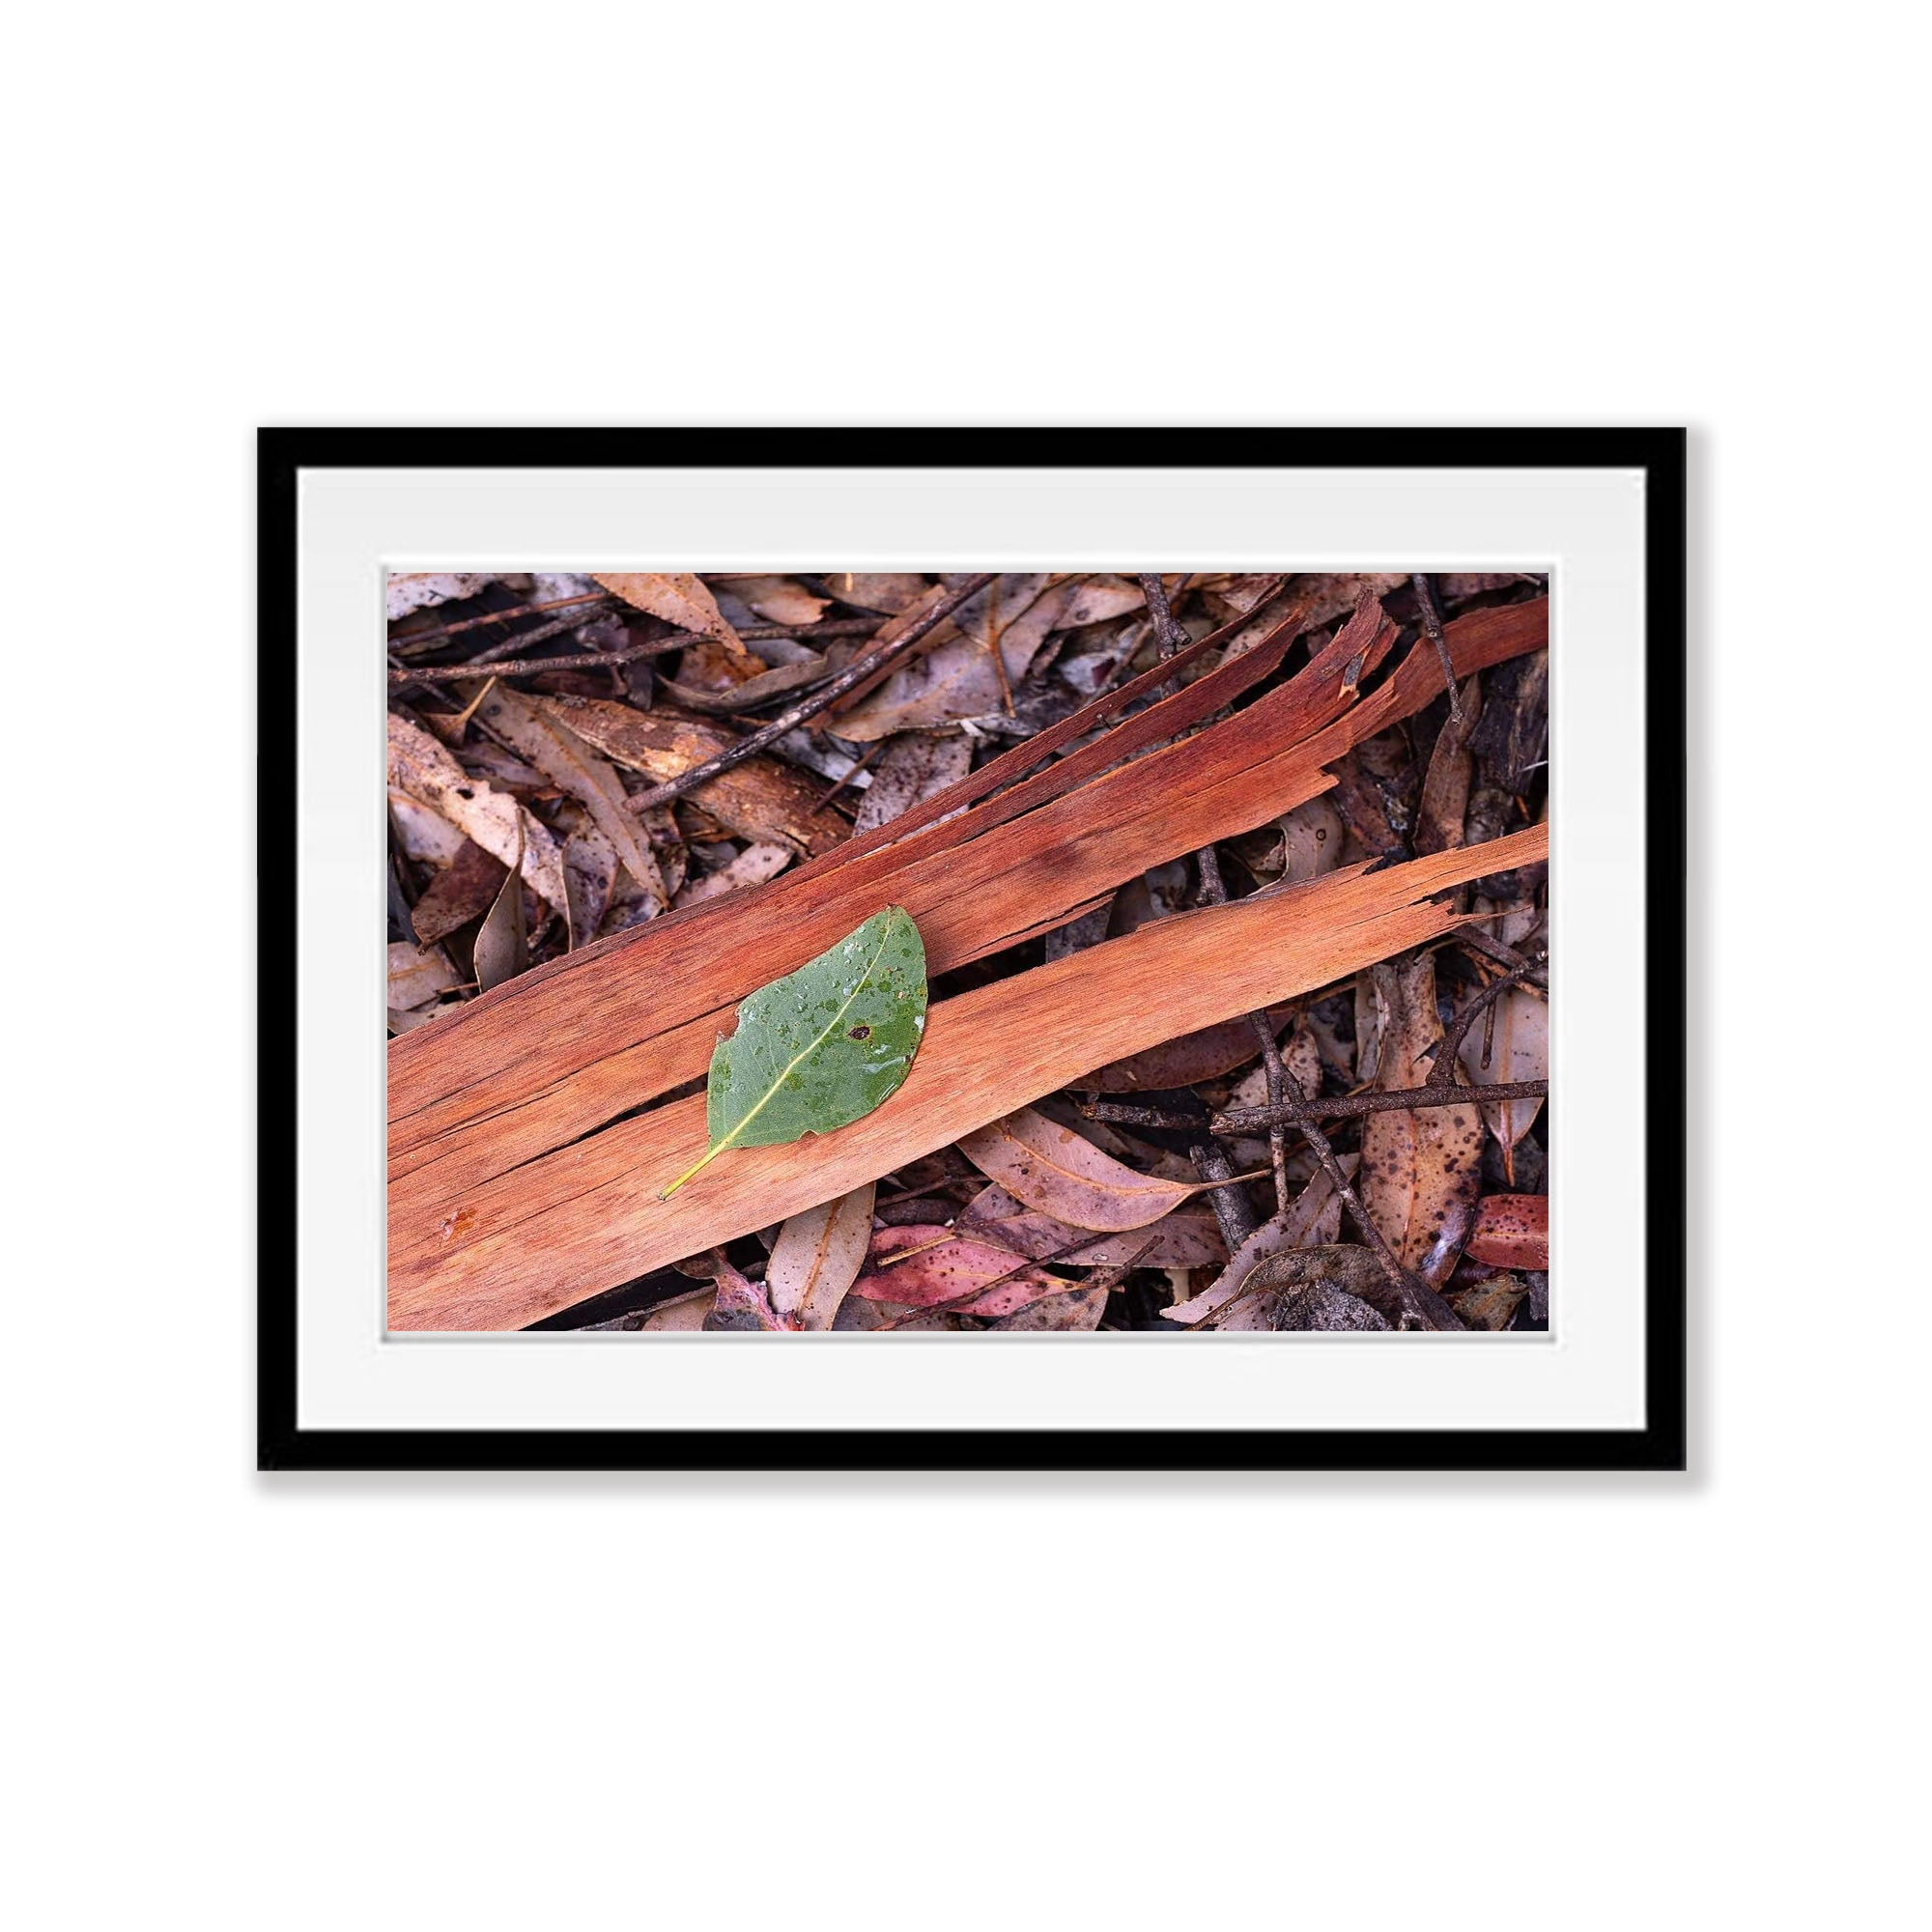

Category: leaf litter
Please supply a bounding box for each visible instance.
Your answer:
[384,568,1551,1329]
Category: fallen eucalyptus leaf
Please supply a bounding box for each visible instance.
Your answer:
[474,685,666,910]
[387,942,459,1009]
[661,906,928,1198]
[848,1225,1072,1319]
[385,713,568,914]
[767,1181,877,1329]
[956,1104,1197,1231]
[592,571,749,658]
[409,838,508,947]
[470,815,528,992]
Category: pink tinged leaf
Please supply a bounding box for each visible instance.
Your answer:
[955,1106,1197,1232]
[956,1184,1228,1267]
[848,1225,1073,1318]
[1465,1193,1548,1270]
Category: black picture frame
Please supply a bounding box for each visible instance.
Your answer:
[259,427,1686,1473]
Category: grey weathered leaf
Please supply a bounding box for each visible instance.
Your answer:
[661,653,830,713]
[385,713,568,914]
[672,841,793,908]
[852,731,972,834]
[475,686,666,910]
[386,941,459,1009]
[470,819,528,992]
[561,825,618,949]
[661,906,928,1197]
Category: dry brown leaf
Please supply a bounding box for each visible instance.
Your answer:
[1053,575,1147,628]
[956,1105,1195,1232]
[1359,953,1484,1284]
[1217,1247,1394,1332]
[1465,1193,1548,1269]
[1227,1014,1322,1110]
[475,687,666,909]
[409,840,508,947]
[661,654,830,714]
[1273,796,1347,884]
[470,842,528,993]
[1163,1155,1356,1324]
[637,1287,714,1331]
[1085,1014,1283,1094]
[385,713,568,914]
[388,792,469,867]
[542,696,849,857]
[992,1285,1111,1332]
[1415,674,1484,855]
[386,572,501,620]
[823,573,930,614]
[766,1182,876,1330]
[718,575,830,626]
[1448,1272,1528,1329]
[1289,573,1408,630]
[592,572,748,658]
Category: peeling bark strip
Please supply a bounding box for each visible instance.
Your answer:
[388,597,1549,1236]
[388,823,1547,1329]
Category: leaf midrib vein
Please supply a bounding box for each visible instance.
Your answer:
[713,917,899,1158]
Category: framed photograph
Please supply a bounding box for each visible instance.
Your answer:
[260,427,1685,1471]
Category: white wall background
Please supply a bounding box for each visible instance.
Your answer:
[7,4,1921,1927]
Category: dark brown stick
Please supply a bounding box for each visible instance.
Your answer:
[1138,573,1192,657]
[1080,1079,1551,1135]
[388,634,694,685]
[620,574,999,814]
[1411,573,1465,724]
[390,589,615,647]
[1424,953,1546,1088]
[1191,1141,1262,1251]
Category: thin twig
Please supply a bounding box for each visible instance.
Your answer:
[388,633,692,685]
[1411,573,1464,724]
[809,739,885,810]
[1424,953,1546,1088]
[1082,1079,1550,1136]
[1137,573,1192,657]
[1221,1080,1548,1133]
[621,574,1000,815]
[1456,920,1550,983]
[389,589,615,648]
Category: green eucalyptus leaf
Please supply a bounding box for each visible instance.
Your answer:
[660,906,928,1198]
